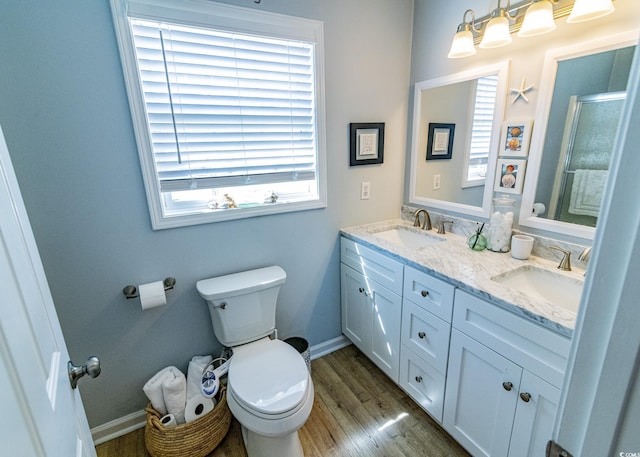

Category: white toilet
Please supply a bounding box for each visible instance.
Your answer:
[196,266,314,457]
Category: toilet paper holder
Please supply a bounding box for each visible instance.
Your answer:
[123,277,176,299]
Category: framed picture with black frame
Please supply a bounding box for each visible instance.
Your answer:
[426,123,455,160]
[349,122,385,166]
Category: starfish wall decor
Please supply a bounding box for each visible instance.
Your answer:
[510,77,535,104]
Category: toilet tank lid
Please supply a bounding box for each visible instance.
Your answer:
[196,266,286,300]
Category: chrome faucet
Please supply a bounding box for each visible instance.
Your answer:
[550,246,572,271]
[413,209,432,231]
[578,246,592,262]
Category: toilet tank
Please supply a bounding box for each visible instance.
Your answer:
[196,266,286,347]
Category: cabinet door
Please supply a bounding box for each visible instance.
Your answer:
[341,263,371,353]
[508,371,560,457]
[369,280,402,382]
[444,329,522,457]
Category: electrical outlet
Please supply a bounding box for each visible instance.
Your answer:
[361,181,371,200]
[433,174,441,190]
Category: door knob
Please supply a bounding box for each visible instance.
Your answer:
[68,356,101,389]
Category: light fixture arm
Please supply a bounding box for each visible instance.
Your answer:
[457,9,480,34]
[494,0,517,21]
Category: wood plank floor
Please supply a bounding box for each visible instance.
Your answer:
[96,345,470,456]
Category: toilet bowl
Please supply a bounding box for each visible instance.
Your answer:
[196,267,314,457]
[227,338,314,456]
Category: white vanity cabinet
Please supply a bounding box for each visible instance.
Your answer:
[340,237,403,382]
[339,235,571,457]
[398,267,454,422]
[443,290,570,457]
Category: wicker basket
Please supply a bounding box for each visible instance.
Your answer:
[144,388,232,457]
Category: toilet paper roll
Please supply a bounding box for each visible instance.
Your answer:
[160,414,177,428]
[139,281,167,310]
[184,395,216,423]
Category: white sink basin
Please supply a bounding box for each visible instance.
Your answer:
[371,226,444,249]
[491,265,584,313]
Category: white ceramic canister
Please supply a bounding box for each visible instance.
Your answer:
[487,197,516,252]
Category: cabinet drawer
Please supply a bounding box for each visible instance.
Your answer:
[341,237,403,294]
[453,289,570,388]
[401,300,451,374]
[399,346,446,422]
[403,266,455,322]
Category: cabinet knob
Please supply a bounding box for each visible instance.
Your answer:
[358,287,364,293]
[420,290,429,297]
[415,376,423,383]
[502,381,513,391]
[519,392,531,402]
[418,331,426,339]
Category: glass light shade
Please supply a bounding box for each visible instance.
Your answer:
[517,1,556,37]
[567,0,615,23]
[448,30,477,58]
[479,16,512,48]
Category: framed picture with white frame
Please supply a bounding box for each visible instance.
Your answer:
[494,159,527,194]
[499,120,533,158]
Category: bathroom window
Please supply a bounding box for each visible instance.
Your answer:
[110,0,327,229]
[462,74,499,187]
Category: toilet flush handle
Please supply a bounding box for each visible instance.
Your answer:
[212,301,227,309]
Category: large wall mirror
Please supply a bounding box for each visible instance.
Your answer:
[409,61,509,218]
[519,31,638,240]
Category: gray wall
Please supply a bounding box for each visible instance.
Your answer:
[0,0,413,427]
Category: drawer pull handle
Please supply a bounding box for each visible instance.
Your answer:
[420,290,429,297]
[415,376,423,383]
[519,392,531,402]
[418,331,426,339]
[502,381,513,391]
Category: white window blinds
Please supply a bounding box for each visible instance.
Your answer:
[129,19,318,193]
[468,74,499,171]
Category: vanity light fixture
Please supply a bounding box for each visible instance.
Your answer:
[448,0,616,58]
[447,9,479,58]
[567,0,615,23]
[518,0,556,37]
[479,1,514,49]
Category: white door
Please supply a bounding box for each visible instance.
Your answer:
[0,124,97,457]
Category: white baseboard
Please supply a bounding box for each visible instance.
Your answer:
[91,409,147,445]
[91,335,352,445]
[310,334,351,360]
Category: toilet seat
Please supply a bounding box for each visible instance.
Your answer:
[229,338,309,419]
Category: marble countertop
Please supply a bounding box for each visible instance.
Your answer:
[340,219,584,339]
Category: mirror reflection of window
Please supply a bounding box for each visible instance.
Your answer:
[464,75,499,185]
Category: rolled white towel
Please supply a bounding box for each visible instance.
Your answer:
[142,368,175,415]
[186,355,213,402]
[162,368,187,424]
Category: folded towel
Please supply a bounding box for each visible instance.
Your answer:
[162,370,187,424]
[569,169,608,217]
[142,367,175,415]
[186,355,213,402]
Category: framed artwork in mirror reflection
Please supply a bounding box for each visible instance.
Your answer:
[494,158,527,194]
[499,120,533,158]
[350,122,385,166]
[426,123,455,160]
